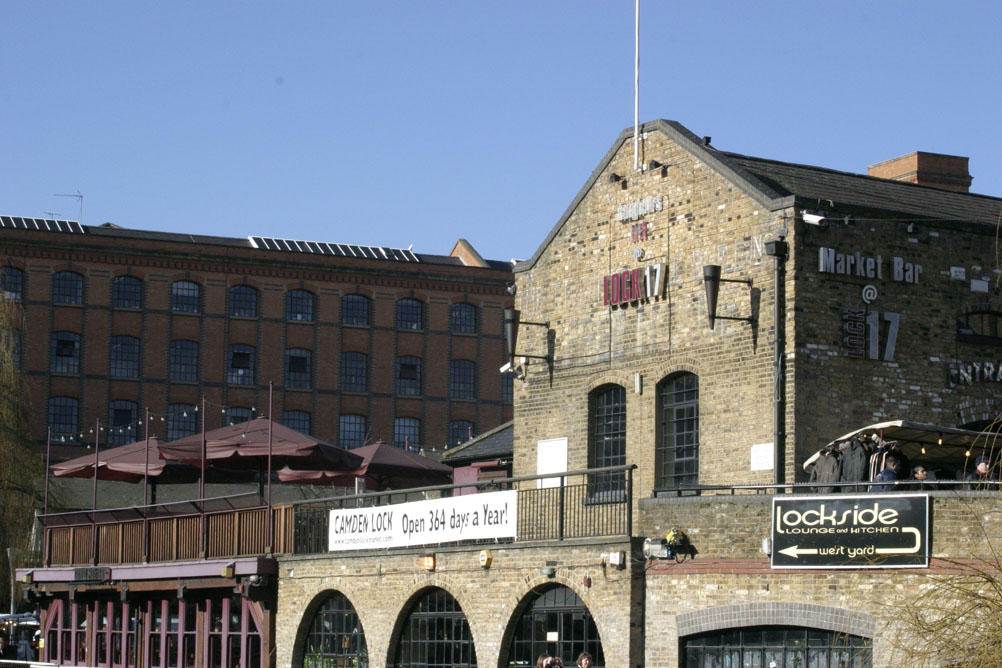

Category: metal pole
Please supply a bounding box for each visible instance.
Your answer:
[91,418,100,565]
[43,427,51,515]
[143,409,150,564]
[770,237,788,486]
[199,397,207,558]
[266,382,274,554]
[6,547,18,615]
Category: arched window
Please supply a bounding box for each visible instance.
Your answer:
[682,626,872,668]
[341,352,368,393]
[394,417,421,450]
[285,348,312,389]
[339,415,367,449]
[286,289,315,322]
[656,373,699,489]
[167,403,197,440]
[50,332,81,374]
[283,410,311,435]
[49,396,79,443]
[227,344,255,385]
[395,588,475,668]
[170,281,200,313]
[450,303,477,334]
[111,276,142,309]
[449,360,475,399]
[0,266,24,300]
[52,271,83,304]
[395,356,422,396]
[107,400,138,446]
[506,586,603,667]
[589,384,626,491]
[109,335,140,377]
[396,298,423,330]
[342,294,369,326]
[170,340,199,382]
[448,420,474,447]
[228,285,258,318]
[299,592,367,668]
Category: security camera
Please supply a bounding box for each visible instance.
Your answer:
[802,212,827,227]
[513,364,526,381]
[499,361,513,374]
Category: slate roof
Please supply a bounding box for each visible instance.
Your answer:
[440,421,513,467]
[518,119,1002,272]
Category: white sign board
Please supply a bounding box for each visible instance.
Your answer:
[536,437,568,489]
[328,491,517,552]
[750,442,774,471]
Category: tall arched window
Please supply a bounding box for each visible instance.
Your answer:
[229,285,258,318]
[682,626,872,668]
[589,384,626,491]
[448,420,474,447]
[395,588,475,668]
[108,400,138,446]
[396,298,423,330]
[299,592,367,668]
[506,586,603,667]
[283,410,311,435]
[170,281,200,313]
[339,414,367,449]
[1,266,24,300]
[49,396,79,443]
[111,276,142,309]
[342,294,369,326]
[450,303,477,334]
[394,417,421,450]
[109,335,140,377]
[52,271,83,304]
[656,372,699,489]
[167,403,197,440]
[50,332,81,374]
[286,289,315,322]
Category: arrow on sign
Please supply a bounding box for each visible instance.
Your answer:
[777,545,818,559]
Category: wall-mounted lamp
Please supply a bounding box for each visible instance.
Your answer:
[702,265,755,330]
[421,554,436,571]
[479,549,493,569]
[540,566,556,578]
[505,282,516,296]
[647,160,663,170]
[608,173,622,183]
[761,537,772,555]
[802,211,828,227]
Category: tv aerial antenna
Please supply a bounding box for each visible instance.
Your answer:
[54,191,83,223]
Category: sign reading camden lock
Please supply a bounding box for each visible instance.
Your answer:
[771,494,928,569]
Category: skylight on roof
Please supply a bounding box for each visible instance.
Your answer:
[0,216,84,234]
[248,236,419,262]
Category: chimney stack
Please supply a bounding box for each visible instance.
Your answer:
[868,152,972,193]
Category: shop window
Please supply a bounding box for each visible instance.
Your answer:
[144,598,203,668]
[449,360,475,399]
[682,626,872,668]
[1,266,24,300]
[226,406,253,425]
[589,384,626,493]
[284,410,311,435]
[339,414,367,449]
[107,400,138,446]
[170,281,200,313]
[227,344,256,385]
[109,335,140,378]
[229,285,258,318]
[394,417,421,450]
[48,396,78,443]
[451,303,477,334]
[396,298,423,330]
[396,356,422,396]
[169,340,199,382]
[204,596,262,668]
[111,276,142,309]
[448,420,474,447]
[286,289,315,322]
[50,331,80,374]
[957,310,1002,346]
[167,403,197,440]
[300,591,368,668]
[285,348,312,389]
[394,588,475,668]
[52,271,83,304]
[656,372,699,490]
[342,294,369,326]
[341,352,368,393]
[506,585,603,668]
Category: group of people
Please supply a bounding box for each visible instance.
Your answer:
[808,433,998,492]
[537,651,593,668]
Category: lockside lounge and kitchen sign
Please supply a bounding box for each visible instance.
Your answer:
[771,494,928,569]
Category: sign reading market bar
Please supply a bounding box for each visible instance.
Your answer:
[771,494,928,569]
[328,490,517,552]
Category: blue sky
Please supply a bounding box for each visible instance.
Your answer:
[4,1,1000,263]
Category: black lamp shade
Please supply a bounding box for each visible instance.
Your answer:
[703,265,721,330]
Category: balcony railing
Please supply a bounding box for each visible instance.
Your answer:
[39,466,635,567]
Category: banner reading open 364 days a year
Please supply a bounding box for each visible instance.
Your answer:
[328,490,517,551]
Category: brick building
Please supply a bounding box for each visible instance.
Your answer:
[0,221,515,463]
[17,119,1002,668]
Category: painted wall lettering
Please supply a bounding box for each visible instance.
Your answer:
[843,309,899,360]
[819,247,921,284]
[948,361,1002,386]
[631,221,649,243]
[602,262,665,307]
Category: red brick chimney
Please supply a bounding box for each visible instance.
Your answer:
[868,151,971,192]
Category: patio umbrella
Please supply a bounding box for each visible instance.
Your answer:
[158,417,363,472]
[277,441,453,490]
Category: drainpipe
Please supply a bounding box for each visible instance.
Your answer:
[765,234,788,486]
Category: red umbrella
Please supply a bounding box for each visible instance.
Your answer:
[158,417,363,472]
[277,441,453,490]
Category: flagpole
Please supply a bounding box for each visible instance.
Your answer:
[633,0,640,172]
[91,418,100,565]
[143,408,150,564]
[266,382,274,555]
